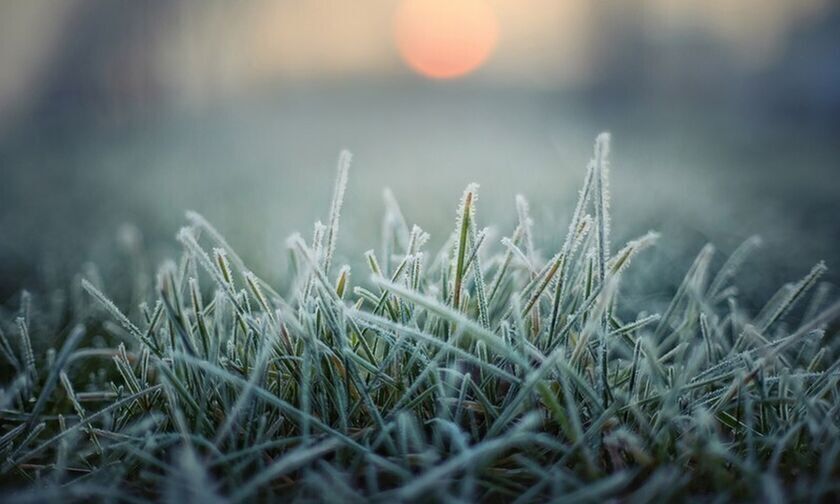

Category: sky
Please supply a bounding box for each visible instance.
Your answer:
[0,0,832,122]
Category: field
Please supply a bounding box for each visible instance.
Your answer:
[1,134,839,502]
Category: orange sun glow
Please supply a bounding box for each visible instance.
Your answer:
[394,0,499,80]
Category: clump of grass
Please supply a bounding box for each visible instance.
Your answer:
[1,135,839,502]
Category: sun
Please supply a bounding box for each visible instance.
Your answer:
[394,0,499,80]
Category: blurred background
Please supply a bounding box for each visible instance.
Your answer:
[1,0,839,305]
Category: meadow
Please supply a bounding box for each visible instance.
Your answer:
[1,134,838,502]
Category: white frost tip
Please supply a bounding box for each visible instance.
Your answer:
[285,232,303,248]
[595,132,611,156]
[177,227,194,241]
[338,149,353,169]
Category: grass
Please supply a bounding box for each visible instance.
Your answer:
[1,134,839,502]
